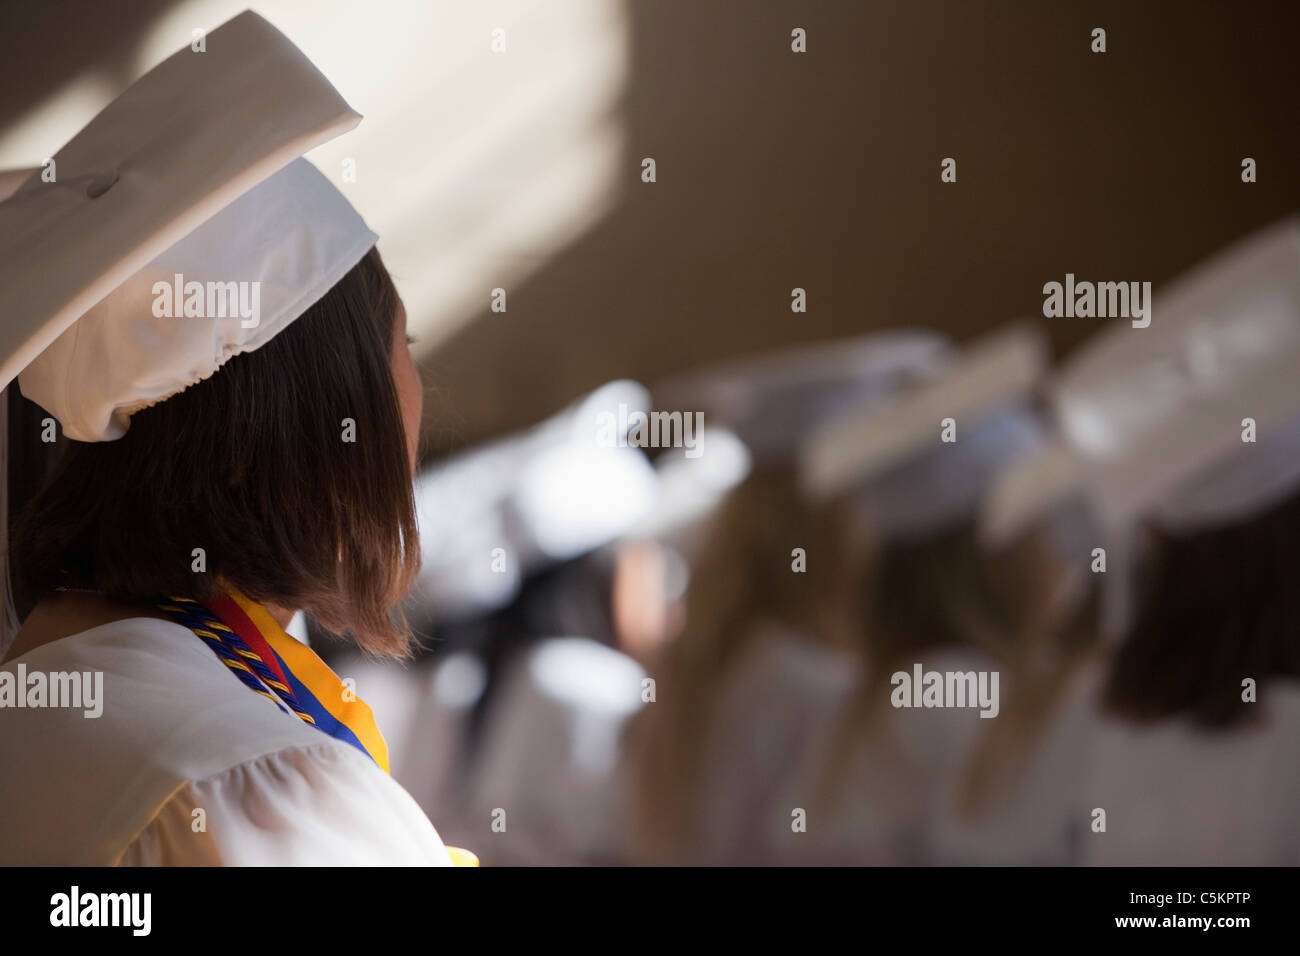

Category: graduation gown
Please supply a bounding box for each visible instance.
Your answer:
[1078,671,1300,866]
[0,617,454,865]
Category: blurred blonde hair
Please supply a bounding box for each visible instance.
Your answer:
[812,518,1100,823]
[623,465,871,861]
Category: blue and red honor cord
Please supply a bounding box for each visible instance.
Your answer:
[156,592,389,773]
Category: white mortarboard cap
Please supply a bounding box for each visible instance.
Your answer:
[408,381,658,624]
[0,10,377,439]
[654,330,954,466]
[626,426,753,544]
[980,216,1300,636]
[799,322,1049,540]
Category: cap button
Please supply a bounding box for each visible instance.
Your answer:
[85,170,118,199]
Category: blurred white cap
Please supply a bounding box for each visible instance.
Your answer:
[981,216,1300,636]
[802,321,1051,541]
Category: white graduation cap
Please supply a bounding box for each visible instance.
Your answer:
[799,322,1050,541]
[0,9,376,440]
[0,10,378,645]
[980,216,1300,635]
[653,330,955,466]
[407,380,659,625]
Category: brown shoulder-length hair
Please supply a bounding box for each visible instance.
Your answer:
[10,245,420,657]
[1104,488,1300,727]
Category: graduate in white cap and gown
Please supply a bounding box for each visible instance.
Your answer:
[772,322,1099,865]
[985,217,1300,865]
[621,330,956,864]
[0,11,474,866]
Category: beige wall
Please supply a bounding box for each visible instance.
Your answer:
[418,0,1300,452]
[3,1,1297,455]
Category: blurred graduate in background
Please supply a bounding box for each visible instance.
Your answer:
[622,332,949,864]
[358,218,1300,867]
[334,219,1300,867]
[777,324,1099,865]
[987,217,1300,865]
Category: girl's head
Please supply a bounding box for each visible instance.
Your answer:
[11,245,424,657]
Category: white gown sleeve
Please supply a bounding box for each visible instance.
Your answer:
[116,740,454,866]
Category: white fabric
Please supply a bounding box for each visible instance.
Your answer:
[18,159,376,441]
[0,11,365,397]
[687,625,857,864]
[800,322,1047,504]
[657,330,953,466]
[0,618,452,865]
[981,219,1300,638]
[409,381,656,625]
[729,645,1300,864]
[463,637,646,865]
[1152,409,1300,532]
[986,218,1300,546]
[117,742,447,866]
[979,439,1084,547]
[1077,666,1300,866]
[930,659,1300,865]
[925,659,1101,865]
[1056,218,1300,534]
[854,405,1047,542]
[766,646,997,865]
